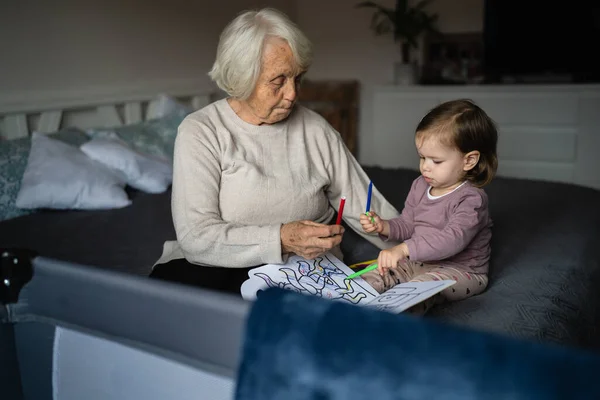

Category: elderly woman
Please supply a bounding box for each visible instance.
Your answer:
[150,7,399,293]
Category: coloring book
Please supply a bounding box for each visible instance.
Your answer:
[240,252,455,314]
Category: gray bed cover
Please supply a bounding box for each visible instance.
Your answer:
[0,167,598,351]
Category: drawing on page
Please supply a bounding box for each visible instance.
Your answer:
[251,254,377,305]
[365,281,454,313]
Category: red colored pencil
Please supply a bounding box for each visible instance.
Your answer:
[335,196,346,225]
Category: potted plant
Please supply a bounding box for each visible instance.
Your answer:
[356,0,440,84]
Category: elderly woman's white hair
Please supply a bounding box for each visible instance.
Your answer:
[208,8,313,100]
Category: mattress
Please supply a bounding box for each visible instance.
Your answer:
[0,188,174,276]
[1,166,599,350]
[349,167,600,350]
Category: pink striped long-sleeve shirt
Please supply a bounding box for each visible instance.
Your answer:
[382,176,493,273]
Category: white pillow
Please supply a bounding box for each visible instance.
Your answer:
[16,133,131,210]
[80,137,172,193]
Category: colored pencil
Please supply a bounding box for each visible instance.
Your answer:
[348,259,378,269]
[365,181,376,224]
[335,196,346,225]
[346,263,378,280]
[365,181,373,212]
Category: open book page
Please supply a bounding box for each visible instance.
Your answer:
[364,280,456,314]
[240,252,456,313]
[241,252,379,305]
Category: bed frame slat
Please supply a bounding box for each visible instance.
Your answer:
[1,81,213,140]
[38,110,63,133]
[3,114,28,139]
[124,102,142,125]
[96,105,122,127]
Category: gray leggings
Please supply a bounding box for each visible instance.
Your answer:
[361,261,488,314]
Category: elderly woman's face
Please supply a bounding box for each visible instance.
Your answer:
[243,37,304,125]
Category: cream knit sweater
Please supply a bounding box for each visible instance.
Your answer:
[155,99,400,268]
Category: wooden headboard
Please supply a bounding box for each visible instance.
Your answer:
[298,80,359,156]
[0,79,214,140]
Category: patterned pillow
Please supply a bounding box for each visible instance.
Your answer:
[142,113,188,160]
[87,113,186,162]
[0,129,89,221]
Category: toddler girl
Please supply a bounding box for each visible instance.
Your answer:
[360,99,498,314]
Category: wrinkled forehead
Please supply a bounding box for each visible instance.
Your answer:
[262,37,303,74]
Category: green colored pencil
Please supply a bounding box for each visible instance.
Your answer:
[346,263,378,280]
[365,212,376,224]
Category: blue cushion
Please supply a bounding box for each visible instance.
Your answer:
[235,288,600,400]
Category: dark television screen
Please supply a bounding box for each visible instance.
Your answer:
[483,1,600,83]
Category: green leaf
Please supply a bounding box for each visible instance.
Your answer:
[413,0,436,11]
[355,1,391,13]
[356,0,439,45]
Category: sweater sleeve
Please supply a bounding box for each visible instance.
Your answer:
[404,191,487,262]
[323,124,401,250]
[383,178,420,242]
[171,119,283,268]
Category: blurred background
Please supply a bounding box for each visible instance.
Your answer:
[3,0,597,95]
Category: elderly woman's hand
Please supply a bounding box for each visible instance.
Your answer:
[280,220,344,260]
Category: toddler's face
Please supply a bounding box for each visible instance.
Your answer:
[416,137,467,195]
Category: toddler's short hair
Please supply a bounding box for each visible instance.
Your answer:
[415,99,498,187]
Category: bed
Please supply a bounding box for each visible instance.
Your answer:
[1,81,599,353]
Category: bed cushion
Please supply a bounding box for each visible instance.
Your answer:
[80,137,172,194]
[86,113,186,162]
[0,129,90,221]
[15,133,131,211]
[0,137,33,221]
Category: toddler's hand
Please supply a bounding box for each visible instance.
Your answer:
[359,211,384,234]
[377,243,410,275]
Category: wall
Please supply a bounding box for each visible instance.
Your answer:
[1,0,482,92]
[298,0,482,84]
[1,0,482,161]
[0,0,295,94]
[295,0,482,160]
